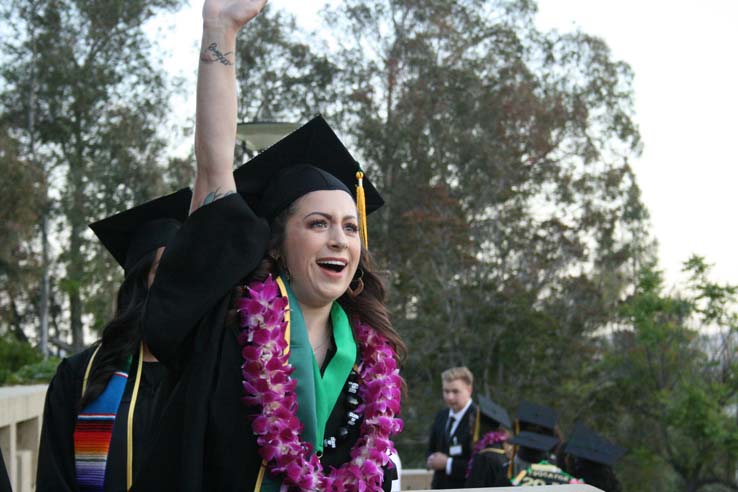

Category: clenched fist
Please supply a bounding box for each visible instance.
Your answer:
[202,0,268,32]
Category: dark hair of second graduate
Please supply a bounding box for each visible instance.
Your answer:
[79,249,157,410]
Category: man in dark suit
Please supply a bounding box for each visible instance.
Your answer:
[426,366,477,489]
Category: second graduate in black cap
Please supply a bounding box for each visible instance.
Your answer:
[131,2,405,491]
[36,188,191,492]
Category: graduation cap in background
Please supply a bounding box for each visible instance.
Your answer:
[509,431,559,452]
[89,188,192,276]
[233,115,384,248]
[564,423,626,466]
[515,400,558,432]
[477,395,512,430]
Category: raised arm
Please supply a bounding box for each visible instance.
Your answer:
[191,0,267,213]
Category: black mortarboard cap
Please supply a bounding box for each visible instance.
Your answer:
[233,115,384,222]
[478,395,512,430]
[89,188,192,275]
[564,423,626,466]
[509,431,559,452]
[516,400,558,431]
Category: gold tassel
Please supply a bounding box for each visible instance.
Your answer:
[473,406,481,444]
[508,418,520,480]
[356,171,368,249]
[127,343,144,490]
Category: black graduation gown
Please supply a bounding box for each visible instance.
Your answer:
[465,445,511,488]
[36,346,165,492]
[426,404,477,489]
[133,195,394,492]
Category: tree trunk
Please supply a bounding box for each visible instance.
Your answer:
[39,211,50,357]
[9,297,29,343]
[30,16,49,357]
[68,117,86,352]
[68,218,85,352]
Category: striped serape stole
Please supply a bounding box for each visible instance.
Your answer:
[73,367,130,491]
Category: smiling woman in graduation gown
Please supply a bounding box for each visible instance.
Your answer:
[133,123,402,492]
[36,189,191,492]
[131,2,404,491]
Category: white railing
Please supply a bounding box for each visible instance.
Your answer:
[416,487,602,491]
[391,468,603,491]
[0,385,47,492]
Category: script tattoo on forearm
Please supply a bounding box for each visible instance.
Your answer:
[200,43,233,66]
[202,188,236,206]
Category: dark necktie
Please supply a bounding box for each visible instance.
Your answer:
[445,415,456,440]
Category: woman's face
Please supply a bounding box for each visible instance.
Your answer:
[281,189,361,309]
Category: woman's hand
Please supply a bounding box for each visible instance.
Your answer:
[202,0,268,32]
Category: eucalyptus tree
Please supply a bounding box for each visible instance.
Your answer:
[1,0,186,350]
[319,0,650,460]
[595,258,738,492]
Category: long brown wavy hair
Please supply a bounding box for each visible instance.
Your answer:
[232,200,406,365]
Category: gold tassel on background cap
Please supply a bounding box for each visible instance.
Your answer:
[356,171,368,249]
[508,419,520,479]
[473,406,481,444]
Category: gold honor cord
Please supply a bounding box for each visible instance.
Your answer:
[126,343,144,490]
[508,418,521,480]
[81,345,102,395]
[472,406,481,444]
[253,463,266,492]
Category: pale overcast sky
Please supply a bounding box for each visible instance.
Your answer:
[152,1,738,287]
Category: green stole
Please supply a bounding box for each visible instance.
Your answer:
[260,279,356,491]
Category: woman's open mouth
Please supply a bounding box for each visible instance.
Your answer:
[317,259,347,274]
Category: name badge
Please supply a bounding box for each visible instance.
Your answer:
[449,444,463,456]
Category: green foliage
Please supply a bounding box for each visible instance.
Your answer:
[6,357,61,385]
[0,125,45,340]
[0,334,42,384]
[0,0,186,349]
[235,4,340,122]
[599,259,738,492]
[316,0,649,467]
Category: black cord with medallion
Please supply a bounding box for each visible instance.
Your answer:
[323,367,363,451]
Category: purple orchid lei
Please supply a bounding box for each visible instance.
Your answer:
[465,430,508,478]
[237,275,403,492]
